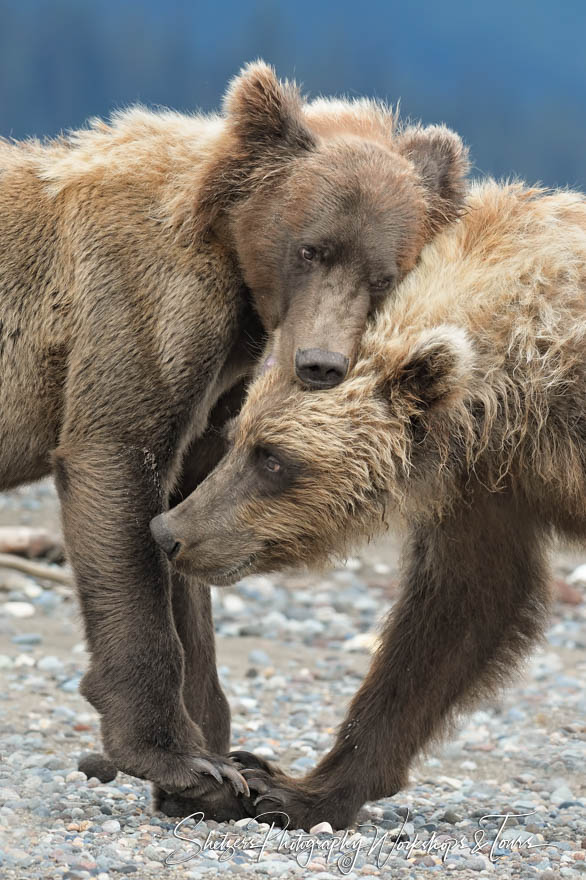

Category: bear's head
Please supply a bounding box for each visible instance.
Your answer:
[196,61,469,389]
[151,324,475,582]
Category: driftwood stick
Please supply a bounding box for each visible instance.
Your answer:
[0,553,72,585]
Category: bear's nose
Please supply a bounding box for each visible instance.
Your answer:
[295,348,349,389]
[150,515,181,559]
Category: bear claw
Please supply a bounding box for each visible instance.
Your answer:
[184,757,249,798]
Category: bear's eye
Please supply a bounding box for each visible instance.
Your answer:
[299,245,317,262]
[265,455,281,473]
[369,275,394,294]
[253,445,304,495]
[255,445,283,476]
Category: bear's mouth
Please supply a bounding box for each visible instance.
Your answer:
[209,556,257,586]
[174,555,257,585]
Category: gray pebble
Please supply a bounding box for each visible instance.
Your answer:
[59,676,81,693]
[43,756,66,770]
[440,809,462,824]
[11,632,42,645]
[248,649,271,666]
[463,856,487,871]
[143,845,166,862]
[38,654,65,672]
[290,756,315,772]
[550,785,574,804]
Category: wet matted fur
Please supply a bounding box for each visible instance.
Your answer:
[0,60,468,820]
[160,179,586,828]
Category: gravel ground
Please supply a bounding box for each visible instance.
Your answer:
[0,480,585,879]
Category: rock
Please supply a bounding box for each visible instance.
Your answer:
[259,861,291,875]
[248,649,271,666]
[38,655,64,673]
[440,809,462,824]
[34,591,61,613]
[381,808,402,822]
[22,582,43,599]
[7,848,33,867]
[344,557,362,571]
[262,610,288,631]
[14,653,35,667]
[302,619,324,635]
[342,632,379,653]
[223,594,246,615]
[291,756,315,772]
[11,632,42,645]
[59,677,81,693]
[102,819,121,833]
[78,753,118,784]
[464,856,488,871]
[513,799,538,810]
[1,601,35,618]
[438,774,463,790]
[66,770,87,783]
[252,745,276,760]
[310,821,334,834]
[550,785,574,804]
[1,572,42,592]
[233,697,258,714]
[143,845,165,862]
[0,655,13,669]
[43,756,66,770]
[567,563,586,584]
[264,675,287,690]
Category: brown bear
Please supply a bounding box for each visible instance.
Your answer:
[0,61,469,819]
[153,178,586,829]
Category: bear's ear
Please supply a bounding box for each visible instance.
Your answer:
[224,60,316,155]
[395,125,470,233]
[191,62,316,239]
[380,325,474,411]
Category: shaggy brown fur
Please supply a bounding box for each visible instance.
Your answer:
[0,60,468,819]
[157,179,586,828]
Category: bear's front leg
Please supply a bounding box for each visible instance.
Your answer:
[238,491,550,830]
[53,441,248,802]
[153,385,255,821]
[153,578,253,822]
[232,742,403,831]
[229,751,362,831]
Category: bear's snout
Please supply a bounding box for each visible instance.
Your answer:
[150,514,181,559]
[295,348,349,389]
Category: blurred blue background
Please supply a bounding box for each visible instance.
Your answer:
[1,0,584,188]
